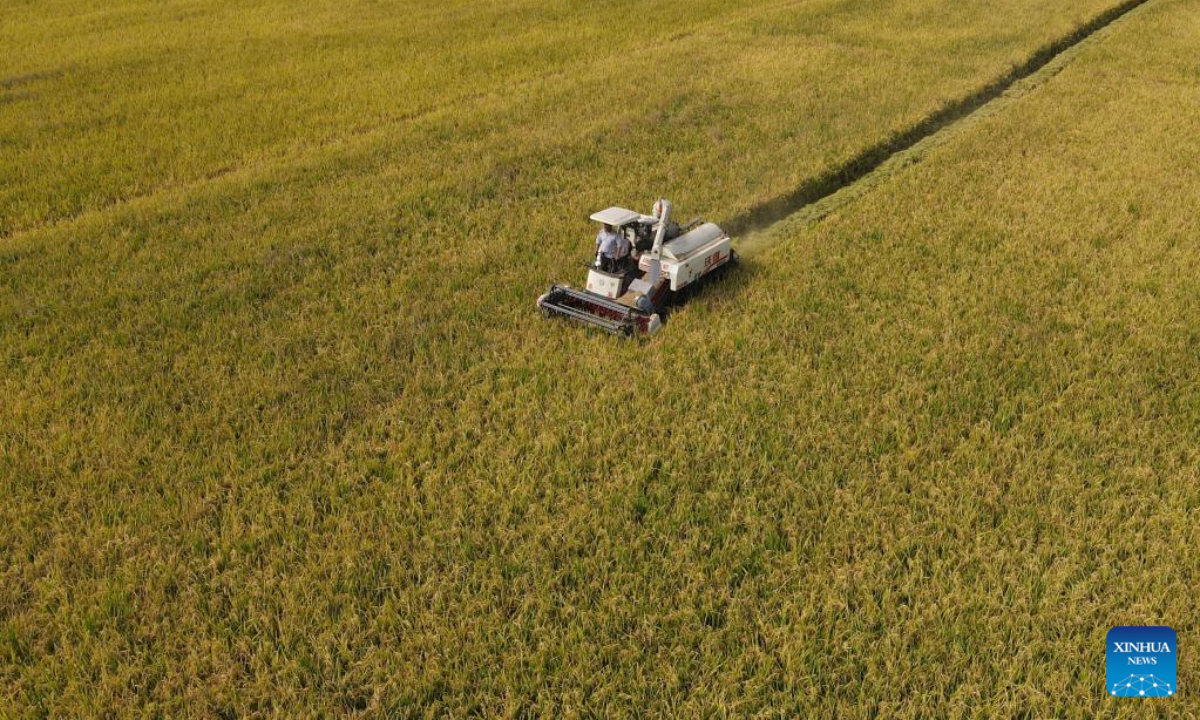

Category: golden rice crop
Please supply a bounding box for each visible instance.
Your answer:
[2,0,1195,717]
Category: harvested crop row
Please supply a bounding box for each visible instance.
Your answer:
[728,0,1156,237]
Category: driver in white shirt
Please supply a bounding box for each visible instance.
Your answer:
[595,224,631,272]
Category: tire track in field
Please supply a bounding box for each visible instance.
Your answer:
[729,0,1157,255]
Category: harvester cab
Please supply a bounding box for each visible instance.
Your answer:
[537,199,736,336]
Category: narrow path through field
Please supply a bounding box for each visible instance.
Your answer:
[730,0,1156,254]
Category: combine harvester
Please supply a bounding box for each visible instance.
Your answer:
[537,199,736,336]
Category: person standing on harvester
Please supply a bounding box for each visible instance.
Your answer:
[595,223,629,272]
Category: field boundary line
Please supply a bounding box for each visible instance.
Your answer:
[729,0,1158,254]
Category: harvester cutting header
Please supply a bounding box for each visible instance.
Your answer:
[537,199,736,336]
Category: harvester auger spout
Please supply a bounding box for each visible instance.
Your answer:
[537,199,736,336]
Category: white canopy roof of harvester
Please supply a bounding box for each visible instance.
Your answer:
[589,207,644,227]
